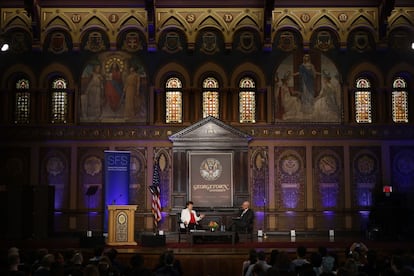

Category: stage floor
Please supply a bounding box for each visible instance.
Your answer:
[2,231,412,252]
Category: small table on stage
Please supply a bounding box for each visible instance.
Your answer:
[189,230,235,245]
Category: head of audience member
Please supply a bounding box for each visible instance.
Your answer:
[298,263,317,276]
[71,252,83,266]
[344,258,358,276]
[130,253,145,269]
[98,255,112,274]
[318,247,328,257]
[162,250,175,266]
[104,248,118,262]
[35,248,49,263]
[257,251,267,262]
[40,254,56,270]
[84,264,100,276]
[276,251,291,272]
[310,252,322,268]
[269,249,279,266]
[8,254,21,271]
[8,247,19,257]
[54,252,64,265]
[247,249,258,264]
[92,247,104,259]
[63,248,77,264]
[296,246,307,258]
[253,262,267,276]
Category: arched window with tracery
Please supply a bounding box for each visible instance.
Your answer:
[15,78,30,124]
[165,77,183,123]
[392,77,408,123]
[355,78,372,123]
[51,77,68,124]
[202,77,219,118]
[239,77,256,123]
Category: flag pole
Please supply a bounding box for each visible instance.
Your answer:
[150,159,162,235]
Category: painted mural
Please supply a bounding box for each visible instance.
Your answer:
[80,51,148,123]
[274,52,342,123]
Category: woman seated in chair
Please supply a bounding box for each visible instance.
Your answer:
[180,201,205,230]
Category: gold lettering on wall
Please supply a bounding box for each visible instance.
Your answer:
[300,13,311,23]
[186,14,196,23]
[71,14,81,23]
[338,13,348,22]
[109,14,119,23]
[223,14,233,23]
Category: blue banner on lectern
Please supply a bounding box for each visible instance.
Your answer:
[104,150,130,232]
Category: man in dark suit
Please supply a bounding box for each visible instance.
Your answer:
[230,201,254,234]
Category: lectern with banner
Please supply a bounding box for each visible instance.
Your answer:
[107,205,138,246]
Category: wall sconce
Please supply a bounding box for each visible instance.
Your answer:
[0,37,9,52]
[1,43,9,52]
[412,42,414,50]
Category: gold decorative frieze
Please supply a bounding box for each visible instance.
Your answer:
[156,8,263,45]
[388,7,414,31]
[0,125,413,141]
[272,7,378,44]
[1,8,32,31]
[40,8,147,46]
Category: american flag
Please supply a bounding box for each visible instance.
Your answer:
[149,161,162,228]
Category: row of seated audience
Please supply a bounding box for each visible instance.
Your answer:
[2,242,414,276]
[3,246,181,276]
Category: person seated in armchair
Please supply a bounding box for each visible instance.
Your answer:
[230,201,254,234]
[180,201,205,230]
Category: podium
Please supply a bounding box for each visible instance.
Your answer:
[107,205,138,246]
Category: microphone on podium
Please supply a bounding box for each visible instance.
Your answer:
[112,194,123,204]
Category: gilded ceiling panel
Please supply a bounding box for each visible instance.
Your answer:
[1,8,32,31]
[388,8,414,31]
[272,7,378,44]
[156,8,262,44]
[40,8,147,45]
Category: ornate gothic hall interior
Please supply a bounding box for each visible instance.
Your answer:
[1,0,414,253]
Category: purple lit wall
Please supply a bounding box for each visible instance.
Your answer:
[391,147,414,194]
[156,151,171,209]
[314,148,343,209]
[41,149,71,211]
[276,147,305,210]
[255,211,264,229]
[80,153,104,210]
[46,156,68,209]
[251,148,268,208]
[351,147,381,208]
[319,183,339,208]
[358,211,370,232]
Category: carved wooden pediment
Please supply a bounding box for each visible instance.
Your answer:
[169,116,251,149]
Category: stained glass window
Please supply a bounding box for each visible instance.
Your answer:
[165,77,183,123]
[355,78,372,123]
[392,77,408,123]
[51,78,68,124]
[15,78,30,124]
[202,77,219,118]
[239,77,256,123]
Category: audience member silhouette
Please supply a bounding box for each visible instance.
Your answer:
[245,251,272,276]
[242,249,258,276]
[126,253,153,276]
[6,254,25,276]
[291,246,310,273]
[154,250,182,276]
